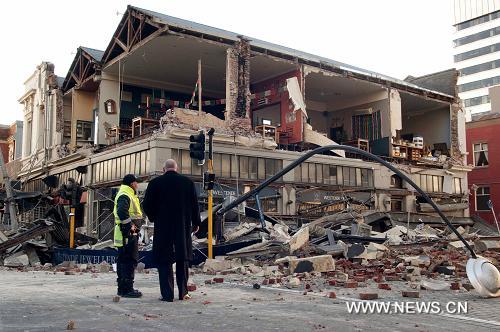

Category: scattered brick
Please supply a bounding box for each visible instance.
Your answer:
[359,293,378,300]
[402,291,420,298]
[213,278,224,283]
[187,284,197,292]
[328,292,337,299]
[66,320,75,330]
[112,296,120,302]
[345,281,358,288]
[450,282,461,290]
[378,283,391,290]
[385,275,401,281]
[328,280,336,286]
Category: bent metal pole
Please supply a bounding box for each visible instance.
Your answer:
[216,145,477,259]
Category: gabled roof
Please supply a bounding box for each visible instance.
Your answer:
[98,5,455,102]
[80,47,104,62]
[61,46,104,92]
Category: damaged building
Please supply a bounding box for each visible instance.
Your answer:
[11,5,472,241]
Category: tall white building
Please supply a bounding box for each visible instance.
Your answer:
[453,0,500,119]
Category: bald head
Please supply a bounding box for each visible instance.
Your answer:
[163,159,178,173]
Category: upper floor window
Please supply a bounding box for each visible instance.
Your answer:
[476,186,490,211]
[473,143,489,167]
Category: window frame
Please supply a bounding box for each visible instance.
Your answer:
[475,186,491,212]
[473,142,489,167]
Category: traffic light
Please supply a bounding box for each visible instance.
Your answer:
[189,130,206,164]
[203,172,215,190]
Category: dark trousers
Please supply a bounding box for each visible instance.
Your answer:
[157,261,189,301]
[116,233,138,293]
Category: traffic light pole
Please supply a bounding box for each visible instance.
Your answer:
[207,128,215,259]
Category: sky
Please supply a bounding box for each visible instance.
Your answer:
[1,0,455,125]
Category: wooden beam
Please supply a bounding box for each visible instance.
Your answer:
[114,37,128,52]
[129,16,146,48]
[71,72,80,85]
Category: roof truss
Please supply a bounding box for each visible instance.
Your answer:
[101,6,165,65]
[62,48,102,92]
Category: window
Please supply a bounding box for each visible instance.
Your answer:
[454,42,500,62]
[104,99,116,114]
[76,121,93,142]
[391,197,403,212]
[419,174,443,193]
[458,76,500,93]
[390,175,403,188]
[351,111,382,141]
[473,143,489,167]
[454,178,462,194]
[476,187,491,211]
[463,95,490,107]
[459,60,500,77]
[453,26,500,47]
[456,10,500,31]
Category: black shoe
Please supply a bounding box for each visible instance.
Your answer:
[159,297,173,302]
[121,289,143,298]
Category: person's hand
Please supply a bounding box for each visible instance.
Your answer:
[131,224,138,233]
[192,225,199,234]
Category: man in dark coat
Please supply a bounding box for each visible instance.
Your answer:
[143,159,201,302]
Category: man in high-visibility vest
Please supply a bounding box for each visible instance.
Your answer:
[114,174,143,298]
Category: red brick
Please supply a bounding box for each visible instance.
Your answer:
[359,293,378,300]
[326,271,336,277]
[385,275,401,281]
[345,281,358,288]
[354,276,366,282]
[450,282,461,290]
[262,279,269,285]
[373,276,384,283]
[402,291,420,298]
[378,283,391,290]
[187,284,197,292]
[268,278,276,285]
[328,280,336,286]
[328,292,337,299]
[213,277,224,283]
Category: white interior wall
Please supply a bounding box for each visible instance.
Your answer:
[402,107,451,148]
[97,74,121,145]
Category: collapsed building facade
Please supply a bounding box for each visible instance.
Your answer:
[13,6,471,241]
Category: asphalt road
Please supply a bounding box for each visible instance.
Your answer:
[0,269,498,331]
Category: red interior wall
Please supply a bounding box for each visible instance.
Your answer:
[251,70,304,144]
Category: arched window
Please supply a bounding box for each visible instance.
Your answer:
[104,99,116,114]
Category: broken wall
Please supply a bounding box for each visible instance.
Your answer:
[97,74,121,145]
[251,70,304,144]
[225,40,251,132]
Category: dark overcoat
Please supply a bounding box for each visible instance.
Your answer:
[143,171,201,263]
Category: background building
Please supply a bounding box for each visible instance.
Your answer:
[466,84,500,225]
[453,0,500,119]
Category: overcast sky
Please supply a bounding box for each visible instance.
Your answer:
[1,0,455,124]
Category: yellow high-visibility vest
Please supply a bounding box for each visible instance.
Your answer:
[113,184,143,247]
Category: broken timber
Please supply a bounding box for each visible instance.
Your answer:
[0,219,55,253]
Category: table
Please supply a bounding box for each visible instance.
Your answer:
[132,117,160,138]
